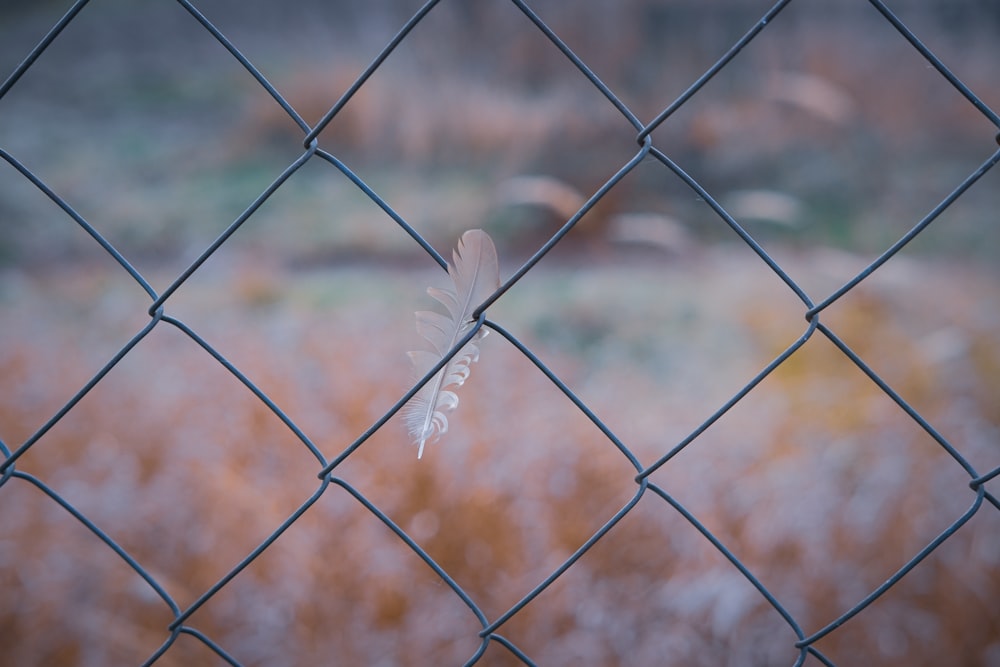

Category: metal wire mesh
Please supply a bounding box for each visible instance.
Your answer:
[2,1,999,665]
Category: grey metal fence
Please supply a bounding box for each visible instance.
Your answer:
[2,1,999,665]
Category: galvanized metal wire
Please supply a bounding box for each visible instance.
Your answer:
[2,1,999,665]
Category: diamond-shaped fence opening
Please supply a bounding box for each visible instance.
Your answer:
[2,1,999,666]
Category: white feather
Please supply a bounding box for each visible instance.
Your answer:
[404,230,500,458]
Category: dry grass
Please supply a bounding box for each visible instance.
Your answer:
[1,247,998,666]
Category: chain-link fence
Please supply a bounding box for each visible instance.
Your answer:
[2,1,999,665]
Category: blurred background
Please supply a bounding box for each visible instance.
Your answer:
[1,1,999,665]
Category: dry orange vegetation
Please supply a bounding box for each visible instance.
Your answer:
[1,249,997,666]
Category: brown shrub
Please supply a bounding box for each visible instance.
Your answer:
[1,253,998,666]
